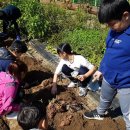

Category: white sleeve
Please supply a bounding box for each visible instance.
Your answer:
[80,56,94,70]
[54,60,64,75]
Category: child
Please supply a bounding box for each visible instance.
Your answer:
[0,40,27,72]
[17,101,48,130]
[51,43,96,96]
[0,60,28,116]
[0,5,21,40]
[83,0,130,130]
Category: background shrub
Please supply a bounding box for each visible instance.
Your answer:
[11,0,108,66]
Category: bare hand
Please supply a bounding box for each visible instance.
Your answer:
[92,71,102,82]
[77,75,85,81]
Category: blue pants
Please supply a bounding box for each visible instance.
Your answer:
[97,78,130,130]
[61,64,91,88]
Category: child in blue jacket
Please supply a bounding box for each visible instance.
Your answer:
[0,40,27,72]
[84,0,130,130]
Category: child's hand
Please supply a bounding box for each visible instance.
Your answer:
[77,75,85,81]
[51,83,57,95]
[92,71,102,82]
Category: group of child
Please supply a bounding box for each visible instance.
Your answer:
[1,0,130,130]
[0,5,48,130]
[0,40,48,130]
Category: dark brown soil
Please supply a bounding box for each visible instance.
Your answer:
[1,47,125,130]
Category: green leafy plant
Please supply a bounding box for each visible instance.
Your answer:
[11,0,108,66]
[12,0,48,39]
[48,28,108,66]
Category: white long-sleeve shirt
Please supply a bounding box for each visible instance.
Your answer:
[55,55,94,75]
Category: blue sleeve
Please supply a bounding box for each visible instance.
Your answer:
[0,60,13,72]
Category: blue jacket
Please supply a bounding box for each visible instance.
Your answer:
[0,47,15,72]
[99,26,130,89]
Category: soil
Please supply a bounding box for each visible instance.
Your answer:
[1,43,126,130]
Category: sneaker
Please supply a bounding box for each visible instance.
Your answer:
[6,112,18,120]
[83,109,104,120]
[79,87,87,96]
[68,82,77,88]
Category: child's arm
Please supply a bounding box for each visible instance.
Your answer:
[77,56,97,81]
[51,73,58,95]
[83,66,96,78]
[77,66,96,81]
[51,60,63,95]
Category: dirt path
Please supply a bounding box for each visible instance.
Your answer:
[4,41,126,130]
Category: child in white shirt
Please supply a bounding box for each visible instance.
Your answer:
[51,43,96,96]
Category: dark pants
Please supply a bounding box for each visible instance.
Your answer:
[3,20,20,37]
[13,86,25,103]
[62,64,91,88]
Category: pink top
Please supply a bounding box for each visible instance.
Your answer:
[0,72,20,115]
